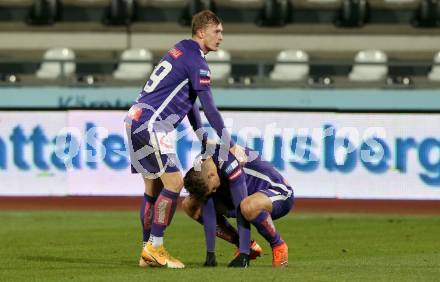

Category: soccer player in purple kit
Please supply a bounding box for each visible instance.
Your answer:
[183,144,294,267]
[124,10,247,269]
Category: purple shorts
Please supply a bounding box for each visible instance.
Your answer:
[220,186,294,220]
[126,121,179,177]
[259,185,295,220]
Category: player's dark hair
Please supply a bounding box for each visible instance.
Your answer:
[184,167,209,201]
[191,10,221,36]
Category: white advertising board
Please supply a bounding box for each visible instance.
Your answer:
[1,110,440,199]
[0,112,68,196]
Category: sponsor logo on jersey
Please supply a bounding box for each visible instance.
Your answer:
[168,47,183,59]
[228,169,242,181]
[200,78,211,84]
[225,160,238,174]
[199,69,211,77]
[159,135,173,149]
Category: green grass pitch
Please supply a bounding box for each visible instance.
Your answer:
[1,211,439,281]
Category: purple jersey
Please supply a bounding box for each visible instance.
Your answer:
[126,39,233,147]
[131,39,210,131]
[200,145,294,255]
[213,146,293,197]
[210,145,294,217]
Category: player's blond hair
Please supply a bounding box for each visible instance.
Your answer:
[191,10,221,36]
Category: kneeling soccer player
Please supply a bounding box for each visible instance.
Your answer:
[183,145,294,267]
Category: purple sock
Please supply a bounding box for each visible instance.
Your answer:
[238,213,251,255]
[216,214,239,247]
[251,211,283,247]
[150,188,179,237]
[140,193,157,243]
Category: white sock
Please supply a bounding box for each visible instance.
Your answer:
[149,235,163,248]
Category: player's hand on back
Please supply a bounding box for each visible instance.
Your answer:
[201,139,217,155]
[230,145,247,165]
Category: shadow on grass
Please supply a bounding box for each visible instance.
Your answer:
[20,255,135,268]
[19,256,210,269]
[13,256,261,271]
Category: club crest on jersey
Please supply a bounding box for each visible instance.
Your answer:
[168,47,183,59]
[228,169,242,180]
[225,160,238,174]
[199,69,211,77]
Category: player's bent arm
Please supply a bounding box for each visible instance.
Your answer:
[202,198,217,253]
[187,102,208,145]
[196,89,235,148]
[227,168,251,255]
[183,196,218,266]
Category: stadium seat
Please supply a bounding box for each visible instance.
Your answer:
[349,50,388,81]
[0,0,33,7]
[61,0,110,7]
[269,50,309,81]
[215,0,264,24]
[28,0,60,25]
[412,0,439,27]
[205,49,231,80]
[113,48,153,80]
[427,51,440,81]
[297,0,341,8]
[382,0,419,6]
[60,0,110,21]
[367,0,419,9]
[187,0,215,17]
[216,0,264,8]
[336,0,368,27]
[106,0,135,25]
[36,48,76,79]
[139,0,186,8]
[260,0,291,26]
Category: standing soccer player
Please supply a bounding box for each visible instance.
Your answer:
[125,10,246,269]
